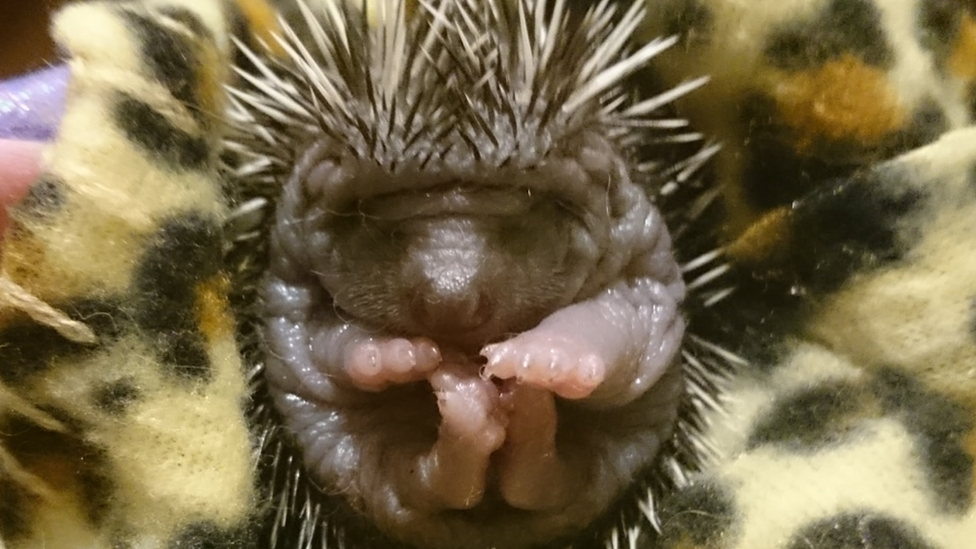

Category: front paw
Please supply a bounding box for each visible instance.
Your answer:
[428,363,507,455]
[481,333,605,399]
[345,337,441,391]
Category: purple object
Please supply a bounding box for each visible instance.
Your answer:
[0,65,70,141]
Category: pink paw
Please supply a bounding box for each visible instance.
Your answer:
[480,333,606,399]
[420,363,507,509]
[345,337,441,391]
[428,363,507,454]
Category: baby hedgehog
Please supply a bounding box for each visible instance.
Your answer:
[226,0,706,547]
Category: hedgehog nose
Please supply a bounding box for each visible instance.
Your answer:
[412,284,494,335]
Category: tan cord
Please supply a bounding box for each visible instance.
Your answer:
[0,273,97,345]
[0,387,62,503]
[0,445,57,501]
[0,384,66,434]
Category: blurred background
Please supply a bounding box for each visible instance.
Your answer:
[1,1,68,79]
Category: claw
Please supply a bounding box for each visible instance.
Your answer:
[479,333,606,399]
[345,337,443,391]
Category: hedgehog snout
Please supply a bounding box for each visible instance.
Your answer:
[407,254,497,337]
[411,283,495,335]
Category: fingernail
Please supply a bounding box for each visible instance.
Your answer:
[0,65,70,141]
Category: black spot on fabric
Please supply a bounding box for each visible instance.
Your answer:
[118,8,205,120]
[0,464,34,543]
[657,482,736,546]
[167,522,255,549]
[94,380,141,415]
[786,513,935,549]
[658,0,713,46]
[872,367,974,513]
[918,0,962,38]
[134,214,222,382]
[749,382,865,450]
[968,83,976,120]
[0,478,34,541]
[0,300,126,385]
[739,94,861,211]
[698,278,805,371]
[0,415,114,531]
[77,447,114,528]
[765,0,892,70]
[16,174,66,218]
[917,0,963,64]
[788,167,924,292]
[742,134,856,211]
[114,94,211,172]
[886,100,948,154]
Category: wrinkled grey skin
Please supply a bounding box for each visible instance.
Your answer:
[262,128,687,549]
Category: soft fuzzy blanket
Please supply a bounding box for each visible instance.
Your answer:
[0,1,973,549]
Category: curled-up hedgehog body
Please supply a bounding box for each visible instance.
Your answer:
[227,1,723,548]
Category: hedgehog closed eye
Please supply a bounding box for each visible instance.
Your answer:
[226,0,719,548]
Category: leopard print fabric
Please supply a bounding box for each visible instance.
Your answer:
[0,1,973,549]
[0,1,267,548]
[644,1,976,548]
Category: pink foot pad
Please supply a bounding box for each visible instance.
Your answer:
[344,337,441,391]
[421,362,507,509]
[481,333,606,399]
